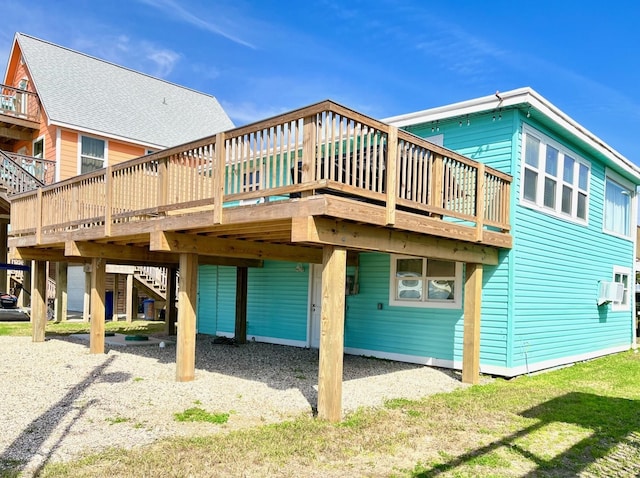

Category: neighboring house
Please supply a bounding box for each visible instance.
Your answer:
[1,32,233,311]
[10,88,639,421]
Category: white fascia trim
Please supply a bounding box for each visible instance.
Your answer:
[50,121,165,151]
[481,344,631,377]
[384,87,640,182]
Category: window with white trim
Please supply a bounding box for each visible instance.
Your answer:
[521,126,590,223]
[32,137,44,159]
[612,266,630,311]
[603,170,633,238]
[389,255,462,309]
[80,136,105,174]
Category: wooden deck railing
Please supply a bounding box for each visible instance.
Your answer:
[9,101,511,243]
[0,84,41,123]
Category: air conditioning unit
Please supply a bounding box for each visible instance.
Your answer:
[597,281,624,305]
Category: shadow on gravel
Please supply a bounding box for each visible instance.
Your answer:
[0,355,130,477]
[412,392,640,477]
[62,334,462,417]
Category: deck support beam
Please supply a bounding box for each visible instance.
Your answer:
[176,253,198,382]
[462,263,483,384]
[235,266,248,344]
[54,262,68,322]
[126,273,135,323]
[90,258,106,354]
[317,245,346,422]
[31,260,47,342]
[164,266,178,335]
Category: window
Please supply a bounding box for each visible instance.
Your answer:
[603,170,633,238]
[521,125,590,223]
[32,137,44,159]
[612,266,630,311]
[80,136,105,174]
[389,255,462,308]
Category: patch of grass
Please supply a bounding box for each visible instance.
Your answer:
[174,407,229,424]
[0,319,165,337]
[132,377,144,382]
[105,416,130,425]
[31,351,640,478]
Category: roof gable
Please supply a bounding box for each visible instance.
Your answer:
[12,33,234,148]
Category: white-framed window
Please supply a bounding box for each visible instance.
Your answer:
[521,125,590,223]
[80,135,106,174]
[612,265,631,311]
[603,169,634,239]
[32,137,44,159]
[389,255,462,309]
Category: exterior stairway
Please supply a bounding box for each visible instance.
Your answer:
[0,150,54,195]
[133,266,167,301]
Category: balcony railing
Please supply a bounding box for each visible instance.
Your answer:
[1,84,41,123]
[9,101,511,245]
[1,151,55,188]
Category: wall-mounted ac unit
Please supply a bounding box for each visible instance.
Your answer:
[597,281,624,305]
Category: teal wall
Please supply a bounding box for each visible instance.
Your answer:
[344,253,459,361]
[197,265,237,335]
[508,114,635,368]
[246,260,308,341]
[408,109,635,372]
[406,112,516,368]
[197,261,308,342]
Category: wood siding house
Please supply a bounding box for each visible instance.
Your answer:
[1,32,233,313]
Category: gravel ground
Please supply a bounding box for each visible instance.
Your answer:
[0,335,468,476]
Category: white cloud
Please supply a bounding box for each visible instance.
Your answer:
[137,0,256,49]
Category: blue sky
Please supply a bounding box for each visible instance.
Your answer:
[2,0,639,163]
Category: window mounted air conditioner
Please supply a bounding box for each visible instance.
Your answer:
[597,281,624,305]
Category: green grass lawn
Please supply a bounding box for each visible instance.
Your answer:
[5,345,640,477]
[0,319,165,337]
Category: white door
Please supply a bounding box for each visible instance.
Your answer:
[309,264,322,348]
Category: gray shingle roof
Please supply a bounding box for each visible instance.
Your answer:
[15,33,234,148]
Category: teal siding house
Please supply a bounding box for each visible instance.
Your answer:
[195,87,640,377]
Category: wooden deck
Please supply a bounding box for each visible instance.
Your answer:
[10,100,511,263]
[9,100,512,422]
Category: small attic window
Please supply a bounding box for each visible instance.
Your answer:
[18,79,28,90]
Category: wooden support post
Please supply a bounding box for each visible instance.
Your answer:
[317,245,346,422]
[104,166,113,237]
[0,220,8,293]
[164,266,178,335]
[55,262,68,322]
[18,261,31,308]
[475,163,485,242]
[112,273,119,321]
[235,266,248,344]
[126,273,134,323]
[158,157,168,207]
[31,260,47,343]
[301,115,317,195]
[462,263,483,384]
[90,258,106,354]
[35,188,42,244]
[176,253,198,382]
[385,126,398,226]
[430,153,444,218]
[83,269,91,322]
[213,132,225,224]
